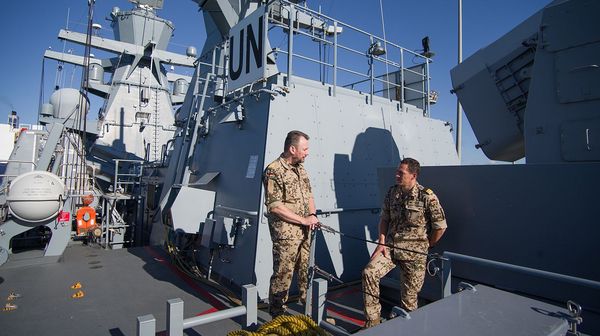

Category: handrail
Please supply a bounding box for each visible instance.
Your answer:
[316,207,380,215]
[0,160,37,167]
[264,0,432,113]
[440,251,600,298]
[216,204,258,216]
[136,284,257,336]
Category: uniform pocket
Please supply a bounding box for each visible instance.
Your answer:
[405,205,424,223]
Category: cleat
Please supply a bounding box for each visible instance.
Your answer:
[72,290,85,299]
[70,282,82,289]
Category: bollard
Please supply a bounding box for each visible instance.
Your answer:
[137,314,156,336]
[311,278,328,324]
[167,298,184,336]
[242,284,257,327]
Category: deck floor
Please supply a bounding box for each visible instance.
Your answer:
[0,242,374,335]
[0,243,249,335]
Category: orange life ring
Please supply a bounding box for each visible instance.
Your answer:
[76,206,97,236]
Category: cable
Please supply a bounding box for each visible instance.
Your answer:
[163,227,262,307]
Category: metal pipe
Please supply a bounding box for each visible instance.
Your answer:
[456,0,463,160]
[215,204,258,216]
[0,160,37,167]
[333,20,338,96]
[400,49,405,110]
[182,306,247,329]
[287,5,294,86]
[443,251,600,291]
[316,207,380,215]
[287,52,331,68]
[425,60,431,116]
[305,230,317,315]
[369,36,374,105]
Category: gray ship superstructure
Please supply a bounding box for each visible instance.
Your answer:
[43,0,196,163]
[0,0,198,265]
[153,0,457,302]
[408,0,599,333]
[0,0,597,335]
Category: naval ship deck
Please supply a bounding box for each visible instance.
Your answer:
[0,242,368,335]
[0,241,582,335]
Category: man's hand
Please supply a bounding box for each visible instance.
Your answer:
[303,215,320,230]
[370,240,389,261]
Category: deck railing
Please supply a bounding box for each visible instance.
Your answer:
[265,0,432,115]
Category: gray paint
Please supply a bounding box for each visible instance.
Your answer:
[376,163,599,333]
[176,71,458,298]
[451,0,600,164]
[45,4,196,163]
[355,285,570,336]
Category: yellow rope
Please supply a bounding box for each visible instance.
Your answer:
[227,314,328,336]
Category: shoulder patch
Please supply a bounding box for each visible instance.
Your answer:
[424,188,433,195]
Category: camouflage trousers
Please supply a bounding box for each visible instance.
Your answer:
[269,238,311,316]
[362,248,426,322]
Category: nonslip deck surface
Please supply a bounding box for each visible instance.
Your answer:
[0,243,389,335]
[0,243,245,335]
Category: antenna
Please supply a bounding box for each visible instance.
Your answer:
[421,36,435,58]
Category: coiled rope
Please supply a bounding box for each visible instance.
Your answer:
[227,314,327,336]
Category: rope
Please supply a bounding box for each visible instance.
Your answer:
[318,223,443,259]
[227,314,327,336]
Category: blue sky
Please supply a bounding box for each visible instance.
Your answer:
[0,0,549,164]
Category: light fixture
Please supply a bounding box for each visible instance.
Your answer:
[421,36,435,58]
[368,41,386,56]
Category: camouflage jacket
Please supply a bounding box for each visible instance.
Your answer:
[263,156,313,240]
[382,183,447,261]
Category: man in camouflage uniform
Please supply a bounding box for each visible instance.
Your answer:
[263,130,319,317]
[362,157,447,328]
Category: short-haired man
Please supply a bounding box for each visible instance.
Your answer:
[263,130,319,317]
[362,157,447,328]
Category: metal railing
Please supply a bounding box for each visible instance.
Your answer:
[136,284,257,336]
[0,160,37,181]
[265,0,432,114]
[439,251,600,298]
[112,159,144,196]
[96,159,145,249]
